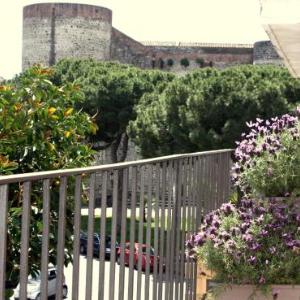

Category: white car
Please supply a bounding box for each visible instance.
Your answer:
[14,267,68,300]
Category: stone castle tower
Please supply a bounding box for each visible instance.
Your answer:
[23,3,112,69]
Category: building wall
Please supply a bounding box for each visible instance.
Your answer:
[110,28,152,68]
[146,44,254,71]
[23,3,112,69]
[253,40,283,65]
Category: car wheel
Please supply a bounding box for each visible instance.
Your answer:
[80,244,86,255]
[63,285,68,298]
[35,294,41,300]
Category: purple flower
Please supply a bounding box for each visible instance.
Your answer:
[259,275,266,284]
[269,246,276,254]
[250,242,261,251]
[194,233,206,247]
[248,256,257,265]
[220,203,235,215]
[260,229,268,237]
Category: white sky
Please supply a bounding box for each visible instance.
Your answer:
[0,0,271,79]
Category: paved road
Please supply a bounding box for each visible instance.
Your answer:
[64,256,168,300]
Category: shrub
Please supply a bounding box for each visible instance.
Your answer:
[195,57,205,68]
[187,199,300,285]
[180,58,190,68]
[232,109,300,197]
[167,58,174,67]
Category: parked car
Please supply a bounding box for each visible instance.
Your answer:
[116,242,163,272]
[80,231,117,258]
[14,267,67,300]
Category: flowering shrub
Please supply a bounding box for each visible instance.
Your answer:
[187,200,300,285]
[232,109,300,197]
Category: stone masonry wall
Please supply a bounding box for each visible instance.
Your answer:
[110,28,152,68]
[23,3,112,70]
[146,44,253,71]
[253,40,283,65]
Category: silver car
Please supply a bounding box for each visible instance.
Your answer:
[14,267,68,300]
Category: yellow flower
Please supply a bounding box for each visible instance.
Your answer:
[0,85,11,91]
[64,131,71,138]
[48,107,56,115]
[64,108,73,117]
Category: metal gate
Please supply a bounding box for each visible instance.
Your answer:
[0,149,232,300]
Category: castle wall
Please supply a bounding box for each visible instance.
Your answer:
[23,3,112,70]
[110,28,152,68]
[146,44,253,70]
[253,40,283,65]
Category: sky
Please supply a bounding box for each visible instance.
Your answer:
[0,0,271,79]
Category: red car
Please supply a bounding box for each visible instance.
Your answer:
[117,243,159,271]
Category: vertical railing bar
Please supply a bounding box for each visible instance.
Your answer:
[55,176,67,300]
[200,155,207,216]
[158,162,167,300]
[85,173,96,300]
[19,181,32,300]
[145,164,153,300]
[128,167,137,300]
[0,184,8,300]
[213,154,218,210]
[165,161,173,300]
[174,159,183,300]
[207,155,214,213]
[190,157,198,300]
[118,168,129,300]
[98,171,108,300]
[188,158,195,300]
[226,151,232,200]
[180,159,188,300]
[136,166,145,300]
[185,158,192,300]
[217,153,224,207]
[152,163,160,300]
[222,152,228,204]
[41,179,51,300]
[108,170,119,300]
[169,160,178,300]
[72,175,82,300]
[197,157,203,227]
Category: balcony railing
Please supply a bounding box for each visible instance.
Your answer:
[0,149,232,300]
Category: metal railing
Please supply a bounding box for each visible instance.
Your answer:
[141,41,253,48]
[0,149,232,300]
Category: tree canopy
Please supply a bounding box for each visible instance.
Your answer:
[128,65,300,158]
[0,66,95,297]
[53,59,175,162]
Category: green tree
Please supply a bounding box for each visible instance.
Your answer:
[180,58,190,68]
[53,59,174,163]
[128,65,300,158]
[0,66,95,297]
[53,59,175,232]
[167,58,174,67]
[195,57,205,68]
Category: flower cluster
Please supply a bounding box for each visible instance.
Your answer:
[187,199,300,285]
[232,109,300,196]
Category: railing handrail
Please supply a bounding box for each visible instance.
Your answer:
[0,149,233,184]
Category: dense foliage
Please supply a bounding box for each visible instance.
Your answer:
[232,109,300,197]
[187,199,300,285]
[53,59,174,162]
[129,65,300,158]
[0,66,95,296]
